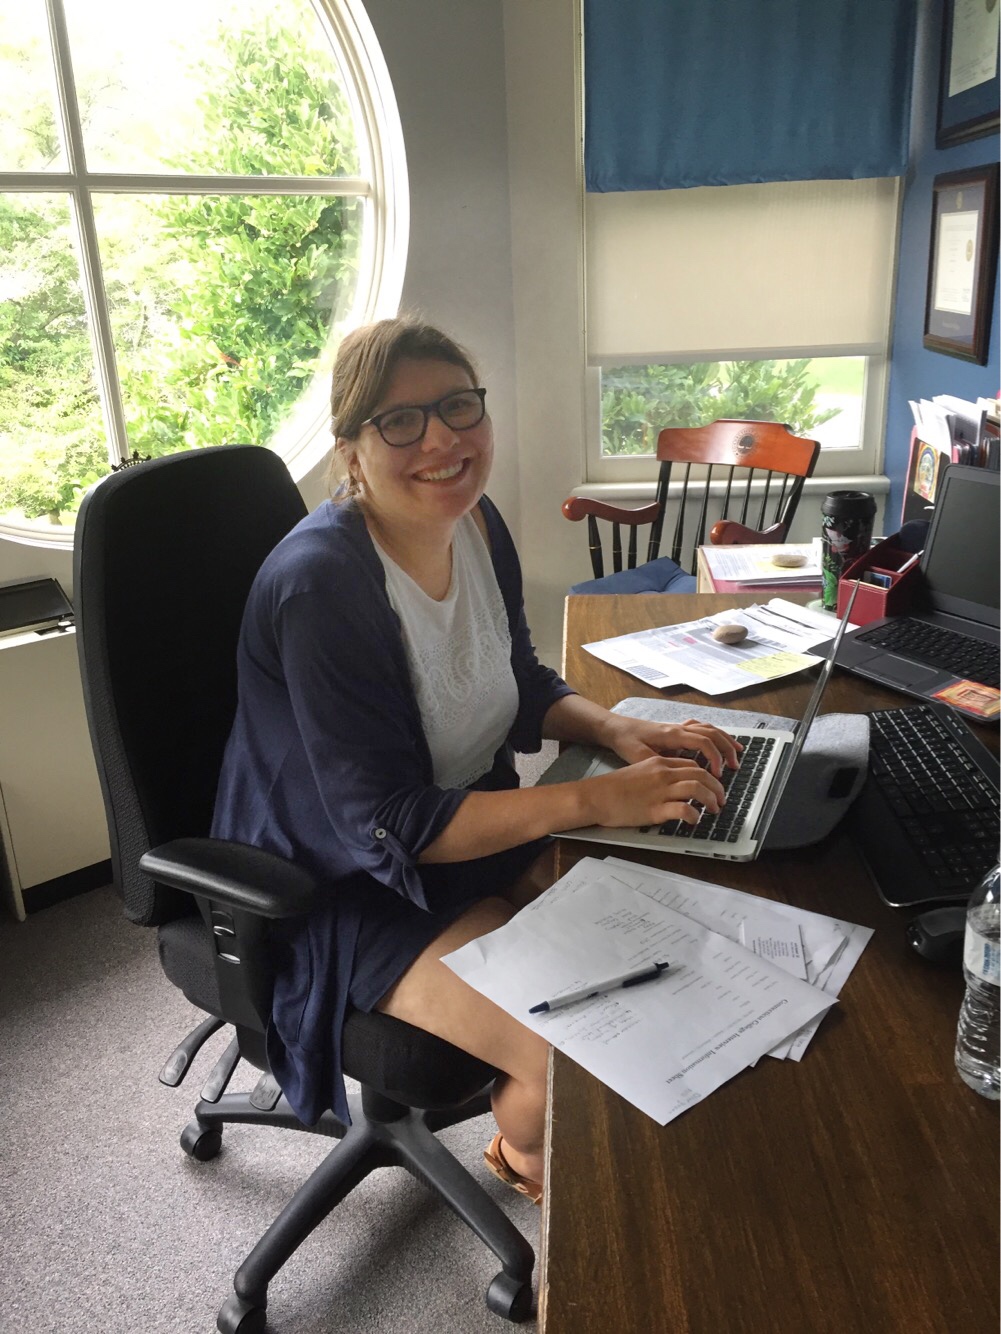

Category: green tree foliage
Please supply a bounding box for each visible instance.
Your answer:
[601,360,840,456]
[0,18,359,521]
[120,20,359,459]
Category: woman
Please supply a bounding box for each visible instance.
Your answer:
[212,317,740,1203]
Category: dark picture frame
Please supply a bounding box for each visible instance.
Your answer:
[936,0,1000,147]
[923,164,999,364]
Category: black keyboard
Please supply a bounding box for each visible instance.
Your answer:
[856,617,1000,687]
[848,703,1000,908]
[653,733,778,843]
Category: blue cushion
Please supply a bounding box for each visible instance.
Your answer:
[569,557,697,596]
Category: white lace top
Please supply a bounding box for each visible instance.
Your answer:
[373,514,519,790]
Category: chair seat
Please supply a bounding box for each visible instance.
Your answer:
[158,911,496,1110]
[569,556,697,596]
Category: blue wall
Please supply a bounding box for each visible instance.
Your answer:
[885,0,1000,523]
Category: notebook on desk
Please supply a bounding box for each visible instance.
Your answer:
[538,590,858,863]
[817,465,1000,722]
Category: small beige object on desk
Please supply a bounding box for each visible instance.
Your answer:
[711,624,748,645]
[772,551,808,568]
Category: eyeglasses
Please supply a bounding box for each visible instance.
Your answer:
[362,387,487,448]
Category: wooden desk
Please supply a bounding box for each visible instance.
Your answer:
[539,594,999,1334]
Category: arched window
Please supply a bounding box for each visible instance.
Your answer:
[0,0,407,545]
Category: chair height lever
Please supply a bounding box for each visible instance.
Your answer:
[158,1015,225,1087]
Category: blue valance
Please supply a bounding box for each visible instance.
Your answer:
[584,0,916,193]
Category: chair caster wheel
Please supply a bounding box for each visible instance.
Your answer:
[486,1271,534,1322]
[217,1293,267,1334]
[180,1120,222,1161]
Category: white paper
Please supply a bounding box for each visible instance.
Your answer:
[740,920,809,981]
[701,540,822,585]
[934,210,980,316]
[948,0,999,97]
[443,866,837,1124]
[600,856,872,1062]
[582,605,824,696]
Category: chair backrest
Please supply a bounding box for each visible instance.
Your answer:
[650,419,819,571]
[73,445,308,927]
[564,419,821,580]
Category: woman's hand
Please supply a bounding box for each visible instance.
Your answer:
[598,714,743,777]
[582,754,727,830]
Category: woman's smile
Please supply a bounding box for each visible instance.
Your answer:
[413,457,470,483]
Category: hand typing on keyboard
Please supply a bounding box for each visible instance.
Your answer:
[577,716,743,831]
[597,714,744,777]
[583,752,730,830]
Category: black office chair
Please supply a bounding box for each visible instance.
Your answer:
[72,445,534,1333]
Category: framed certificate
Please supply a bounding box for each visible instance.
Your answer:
[923,164,999,365]
[936,0,1000,147]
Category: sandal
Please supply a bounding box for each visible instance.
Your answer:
[484,1132,544,1205]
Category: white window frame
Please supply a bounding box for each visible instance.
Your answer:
[584,349,889,489]
[0,0,408,549]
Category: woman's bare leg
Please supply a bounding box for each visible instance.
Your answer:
[376,894,550,1184]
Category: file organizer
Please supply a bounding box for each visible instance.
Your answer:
[836,534,922,626]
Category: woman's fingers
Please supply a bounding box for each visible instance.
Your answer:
[677,722,743,773]
[592,755,726,828]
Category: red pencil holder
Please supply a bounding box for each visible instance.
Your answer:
[836,534,922,626]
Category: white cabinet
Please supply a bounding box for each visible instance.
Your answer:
[0,628,109,920]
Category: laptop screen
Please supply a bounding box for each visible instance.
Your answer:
[922,465,1000,626]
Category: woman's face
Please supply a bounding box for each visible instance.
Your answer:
[342,357,493,535]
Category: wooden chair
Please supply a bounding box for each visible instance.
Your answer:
[562,419,821,593]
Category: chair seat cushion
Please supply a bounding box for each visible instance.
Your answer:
[157,911,496,1111]
[569,557,697,595]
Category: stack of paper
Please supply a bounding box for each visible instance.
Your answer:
[701,539,823,585]
[444,856,872,1125]
[581,597,841,695]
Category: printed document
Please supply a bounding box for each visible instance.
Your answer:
[443,858,847,1124]
[581,598,839,694]
[701,539,822,585]
[600,857,873,1061]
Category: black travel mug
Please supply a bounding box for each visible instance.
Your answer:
[820,491,876,611]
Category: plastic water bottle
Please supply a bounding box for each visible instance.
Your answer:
[955,863,1000,1100]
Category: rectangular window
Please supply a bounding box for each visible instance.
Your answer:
[584,178,899,483]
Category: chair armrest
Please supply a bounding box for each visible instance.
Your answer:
[562,496,662,526]
[140,838,321,919]
[709,519,787,546]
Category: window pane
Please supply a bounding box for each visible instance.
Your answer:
[600,357,865,457]
[0,195,110,528]
[0,8,66,171]
[64,0,360,177]
[93,192,362,456]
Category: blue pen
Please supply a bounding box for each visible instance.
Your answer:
[528,961,670,1014]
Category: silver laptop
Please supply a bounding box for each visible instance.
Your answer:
[815,465,999,722]
[539,587,858,862]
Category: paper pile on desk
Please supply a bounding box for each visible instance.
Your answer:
[581,598,842,695]
[701,539,823,585]
[443,856,872,1125]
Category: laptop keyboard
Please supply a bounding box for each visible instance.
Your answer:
[863,704,999,898]
[856,617,1000,687]
[652,733,778,842]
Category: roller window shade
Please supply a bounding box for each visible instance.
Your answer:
[585,177,901,364]
[584,0,916,193]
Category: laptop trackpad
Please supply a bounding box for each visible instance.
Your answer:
[867,654,942,686]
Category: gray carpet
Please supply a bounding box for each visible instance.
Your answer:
[0,745,556,1334]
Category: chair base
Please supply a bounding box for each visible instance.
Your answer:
[183,1084,536,1331]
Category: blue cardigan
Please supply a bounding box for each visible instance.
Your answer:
[212,495,573,1124]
